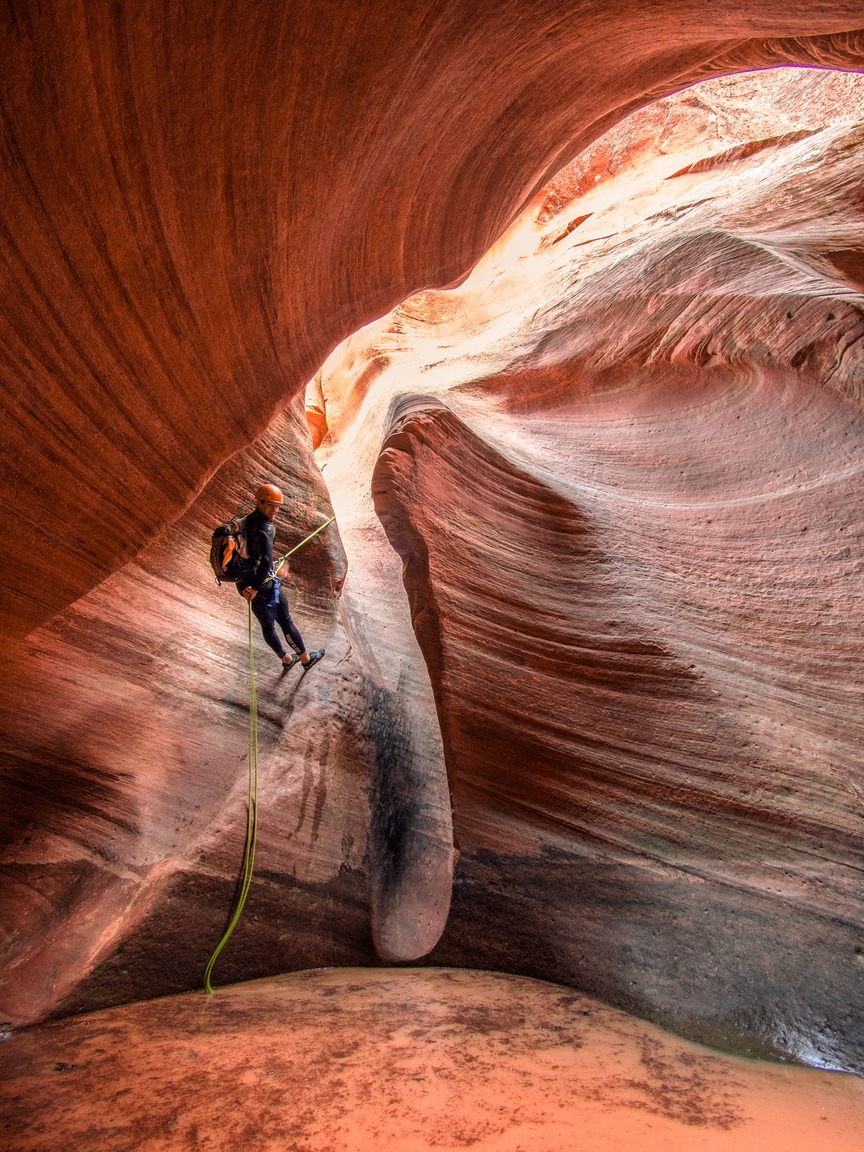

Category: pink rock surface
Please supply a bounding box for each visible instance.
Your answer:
[1,2,864,1083]
[312,68,864,1071]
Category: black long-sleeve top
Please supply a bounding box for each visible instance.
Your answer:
[236,508,277,595]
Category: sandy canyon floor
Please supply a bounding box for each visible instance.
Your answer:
[1,967,862,1151]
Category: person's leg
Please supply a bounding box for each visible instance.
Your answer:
[274,586,305,655]
[275,585,325,669]
[250,594,289,660]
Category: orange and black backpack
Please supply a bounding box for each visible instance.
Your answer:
[209,504,255,585]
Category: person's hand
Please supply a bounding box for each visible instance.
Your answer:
[241,586,257,602]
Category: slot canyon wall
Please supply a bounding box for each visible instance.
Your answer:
[1,1,863,1074]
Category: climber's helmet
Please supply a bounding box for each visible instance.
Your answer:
[255,483,284,520]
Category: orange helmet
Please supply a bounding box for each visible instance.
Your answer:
[255,483,284,505]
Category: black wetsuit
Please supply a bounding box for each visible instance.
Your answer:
[237,508,305,659]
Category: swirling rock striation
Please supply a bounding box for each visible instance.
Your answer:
[314,69,864,1071]
[1,3,864,1074]
[2,1,864,641]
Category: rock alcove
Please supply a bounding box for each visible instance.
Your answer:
[1,1,863,1110]
[308,64,864,1074]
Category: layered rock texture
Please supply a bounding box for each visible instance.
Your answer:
[309,66,864,1072]
[1,0,864,1080]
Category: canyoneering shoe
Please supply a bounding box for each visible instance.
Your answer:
[281,653,300,670]
[302,649,325,673]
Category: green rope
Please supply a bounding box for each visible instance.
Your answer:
[202,515,335,994]
[272,516,336,578]
[203,601,260,994]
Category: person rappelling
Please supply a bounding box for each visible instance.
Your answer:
[203,485,334,995]
[210,483,327,672]
[237,482,326,672]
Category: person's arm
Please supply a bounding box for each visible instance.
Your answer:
[242,522,275,598]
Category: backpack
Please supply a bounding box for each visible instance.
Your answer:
[209,504,255,585]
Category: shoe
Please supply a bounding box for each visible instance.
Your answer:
[281,653,300,670]
[301,649,325,672]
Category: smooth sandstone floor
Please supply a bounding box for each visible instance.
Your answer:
[1,968,862,1152]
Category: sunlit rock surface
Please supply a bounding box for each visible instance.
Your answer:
[310,68,864,1072]
[1,2,864,1081]
[2,969,863,1152]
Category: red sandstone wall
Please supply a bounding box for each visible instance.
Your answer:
[1,1,864,1075]
[2,1,864,641]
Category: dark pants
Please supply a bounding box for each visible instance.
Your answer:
[250,580,305,660]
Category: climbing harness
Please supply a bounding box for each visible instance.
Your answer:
[202,515,336,994]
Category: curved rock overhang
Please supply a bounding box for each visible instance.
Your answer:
[1,1,863,642]
[1,1,864,1076]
